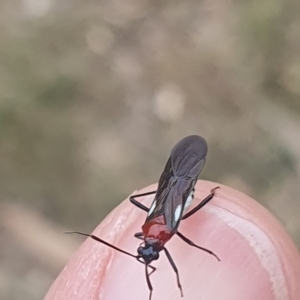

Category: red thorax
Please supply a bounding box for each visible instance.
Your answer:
[142,215,173,249]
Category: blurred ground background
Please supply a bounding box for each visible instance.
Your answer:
[0,0,300,299]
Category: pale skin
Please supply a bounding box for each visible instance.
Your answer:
[45,181,300,300]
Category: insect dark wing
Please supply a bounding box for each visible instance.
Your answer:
[145,136,208,229]
[163,178,196,230]
[144,175,194,230]
[145,157,173,222]
[171,135,207,179]
[161,136,208,230]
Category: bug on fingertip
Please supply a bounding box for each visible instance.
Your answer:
[66,135,220,300]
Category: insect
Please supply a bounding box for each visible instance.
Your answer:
[66,135,220,300]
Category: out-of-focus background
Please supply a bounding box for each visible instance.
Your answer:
[1,0,300,299]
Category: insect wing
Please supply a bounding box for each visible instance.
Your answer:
[145,171,196,231]
[163,178,196,230]
[145,135,208,231]
[145,157,173,222]
[171,135,207,178]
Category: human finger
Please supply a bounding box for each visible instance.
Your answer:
[44,181,300,300]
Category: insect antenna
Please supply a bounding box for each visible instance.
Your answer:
[145,264,153,300]
[65,231,138,259]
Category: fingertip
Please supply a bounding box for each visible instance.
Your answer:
[45,182,300,300]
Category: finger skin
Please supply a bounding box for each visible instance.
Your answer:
[45,181,300,300]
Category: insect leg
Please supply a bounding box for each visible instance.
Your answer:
[181,187,220,220]
[176,231,220,261]
[137,257,156,275]
[129,191,156,212]
[148,266,156,276]
[134,232,144,239]
[145,264,153,300]
[163,247,183,297]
